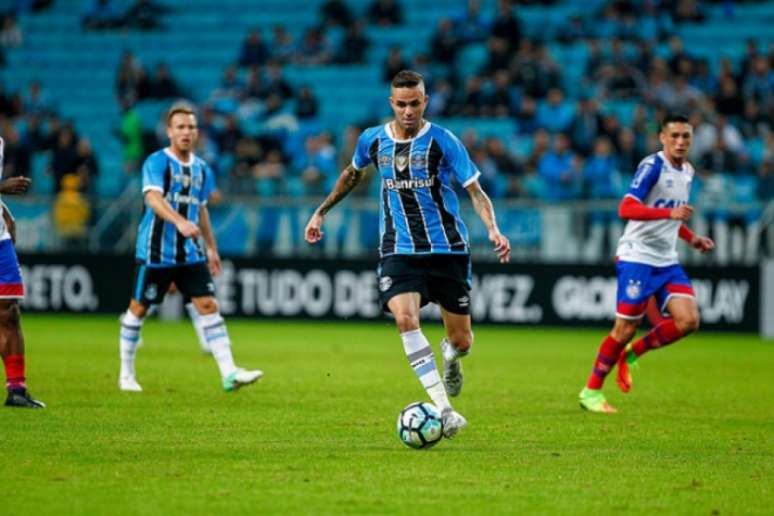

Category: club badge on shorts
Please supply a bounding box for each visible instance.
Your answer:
[144,283,158,300]
[379,276,392,292]
[625,279,641,300]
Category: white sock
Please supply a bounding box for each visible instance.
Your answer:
[401,329,451,412]
[186,303,210,352]
[442,338,470,363]
[119,311,144,378]
[200,313,237,378]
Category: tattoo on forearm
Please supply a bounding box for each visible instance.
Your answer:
[471,188,497,230]
[318,165,363,215]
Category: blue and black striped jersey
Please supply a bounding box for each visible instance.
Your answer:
[352,122,480,257]
[135,148,216,267]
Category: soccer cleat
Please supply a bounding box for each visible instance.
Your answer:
[119,376,143,392]
[440,408,467,438]
[579,387,617,413]
[441,340,464,397]
[5,389,46,408]
[223,368,264,392]
[616,347,639,394]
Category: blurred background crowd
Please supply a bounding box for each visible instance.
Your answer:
[0,0,772,262]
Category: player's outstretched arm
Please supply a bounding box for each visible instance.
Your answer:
[145,190,201,239]
[618,196,693,221]
[198,204,221,276]
[304,164,364,244]
[465,180,510,263]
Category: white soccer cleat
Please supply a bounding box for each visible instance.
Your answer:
[441,340,464,397]
[441,408,467,439]
[223,368,264,392]
[119,375,143,392]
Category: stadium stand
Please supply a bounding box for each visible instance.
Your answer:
[0,0,772,261]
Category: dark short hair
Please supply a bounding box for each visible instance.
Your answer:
[166,102,196,126]
[391,70,424,89]
[660,113,690,131]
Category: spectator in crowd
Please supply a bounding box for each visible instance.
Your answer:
[382,47,409,83]
[701,134,739,176]
[320,0,353,28]
[82,0,123,30]
[739,98,770,140]
[23,80,53,116]
[487,69,518,118]
[0,125,30,178]
[74,137,99,196]
[238,29,270,68]
[270,25,296,65]
[485,137,522,197]
[295,86,319,120]
[118,101,144,176]
[254,149,286,196]
[430,18,461,66]
[516,95,539,135]
[123,0,168,31]
[264,62,294,101]
[368,0,402,26]
[297,133,337,195]
[490,0,521,51]
[53,174,91,250]
[150,62,183,99]
[217,115,243,156]
[0,13,23,47]
[570,97,604,157]
[743,56,773,103]
[453,0,489,44]
[297,26,331,65]
[538,132,580,201]
[536,88,574,133]
[242,66,268,102]
[50,125,79,193]
[334,21,370,64]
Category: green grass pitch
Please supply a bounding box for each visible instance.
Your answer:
[1,315,772,514]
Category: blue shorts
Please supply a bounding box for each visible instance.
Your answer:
[0,238,24,299]
[616,260,694,320]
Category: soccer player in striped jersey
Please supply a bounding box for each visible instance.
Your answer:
[304,70,511,438]
[0,137,43,408]
[579,114,715,413]
[118,104,262,393]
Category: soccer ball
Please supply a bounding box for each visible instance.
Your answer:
[396,401,443,449]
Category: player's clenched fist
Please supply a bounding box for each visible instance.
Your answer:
[304,212,324,244]
[669,205,693,221]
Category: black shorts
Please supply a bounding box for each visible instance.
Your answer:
[132,262,215,306]
[377,254,472,315]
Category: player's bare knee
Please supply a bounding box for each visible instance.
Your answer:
[0,302,21,328]
[394,313,420,333]
[676,313,700,334]
[611,319,638,343]
[193,298,218,315]
[449,330,473,352]
[128,301,148,318]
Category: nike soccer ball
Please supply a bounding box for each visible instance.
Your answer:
[397,401,443,449]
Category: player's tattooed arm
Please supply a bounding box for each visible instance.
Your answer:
[466,181,511,263]
[305,165,365,244]
[316,164,364,216]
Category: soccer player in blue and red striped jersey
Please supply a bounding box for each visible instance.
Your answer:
[579,114,715,413]
[304,70,511,439]
[118,104,262,393]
